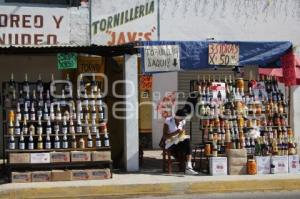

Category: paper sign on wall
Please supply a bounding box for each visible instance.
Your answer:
[252,81,268,100]
[144,45,180,72]
[211,82,226,100]
[57,53,77,70]
[208,43,239,66]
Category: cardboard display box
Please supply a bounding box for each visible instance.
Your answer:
[91,151,111,161]
[51,170,72,181]
[228,157,248,167]
[31,153,50,164]
[50,152,70,163]
[271,156,288,174]
[31,171,51,182]
[71,170,90,180]
[255,156,271,174]
[9,153,30,164]
[11,172,31,183]
[89,169,111,180]
[229,165,247,175]
[227,149,247,158]
[209,157,227,176]
[288,155,299,173]
[71,151,91,162]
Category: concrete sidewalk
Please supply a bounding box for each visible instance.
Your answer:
[0,172,300,199]
[1,150,300,198]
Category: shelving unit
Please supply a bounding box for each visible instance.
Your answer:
[2,77,113,182]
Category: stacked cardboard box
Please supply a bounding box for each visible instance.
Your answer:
[271,156,288,174]
[11,172,31,183]
[30,153,50,164]
[91,151,111,161]
[9,153,30,164]
[51,170,72,181]
[209,157,227,176]
[89,169,111,180]
[255,156,271,174]
[71,151,91,162]
[31,171,51,182]
[288,155,299,173]
[50,152,70,163]
[227,149,247,175]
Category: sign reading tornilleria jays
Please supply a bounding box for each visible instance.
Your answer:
[91,0,157,45]
[0,6,69,46]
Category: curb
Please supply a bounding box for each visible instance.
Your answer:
[1,178,300,199]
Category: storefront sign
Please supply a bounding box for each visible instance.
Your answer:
[0,6,69,46]
[144,45,180,72]
[57,53,77,70]
[91,0,157,45]
[208,43,239,66]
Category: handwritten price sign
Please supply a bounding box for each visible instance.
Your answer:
[208,43,239,66]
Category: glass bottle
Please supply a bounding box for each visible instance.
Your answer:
[37,116,43,135]
[43,103,49,121]
[62,116,68,134]
[45,132,51,149]
[79,137,85,149]
[62,132,68,149]
[8,119,15,135]
[69,119,75,134]
[37,132,43,150]
[46,118,52,134]
[28,131,34,150]
[14,119,21,135]
[22,118,28,135]
[95,130,101,148]
[9,134,15,150]
[87,131,93,148]
[71,133,77,149]
[54,130,60,149]
[76,118,83,134]
[19,132,25,150]
[16,103,22,121]
[56,104,62,121]
[30,102,36,121]
[104,127,110,147]
[51,106,57,122]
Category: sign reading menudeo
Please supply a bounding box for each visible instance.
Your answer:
[0,6,69,46]
[208,43,239,66]
[144,45,180,72]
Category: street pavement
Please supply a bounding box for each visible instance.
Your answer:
[128,191,300,199]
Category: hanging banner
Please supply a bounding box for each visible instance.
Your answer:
[208,43,239,66]
[91,0,158,45]
[0,6,70,46]
[144,45,180,72]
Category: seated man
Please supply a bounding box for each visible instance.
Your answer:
[163,109,198,175]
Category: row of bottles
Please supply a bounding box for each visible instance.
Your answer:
[8,116,107,136]
[9,130,110,150]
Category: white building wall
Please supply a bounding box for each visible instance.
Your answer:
[70,7,90,45]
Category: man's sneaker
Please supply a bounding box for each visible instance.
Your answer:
[185,168,198,175]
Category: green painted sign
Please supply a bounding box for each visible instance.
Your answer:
[57,53,78,70]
